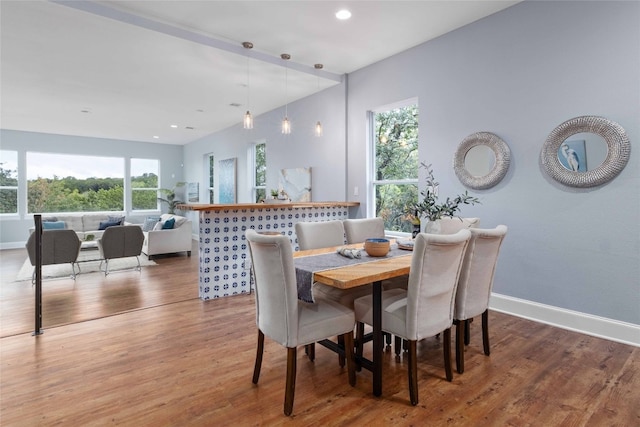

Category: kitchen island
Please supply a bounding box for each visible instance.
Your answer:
[179,202,359,300]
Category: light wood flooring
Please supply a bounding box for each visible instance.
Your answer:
[1,242,638,426]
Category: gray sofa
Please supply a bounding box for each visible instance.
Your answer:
[29,213,130,241]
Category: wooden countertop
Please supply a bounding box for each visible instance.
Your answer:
[178,201,359,211]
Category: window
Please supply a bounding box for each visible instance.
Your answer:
[208,154,215,203]
[0,150,18,214]
[370,102,419,232]
[27,152,124,213]
[131,158,159,210]
[252,142,266,202]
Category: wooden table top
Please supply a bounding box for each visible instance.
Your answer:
[294,242,412,290]
[178,201,359,211]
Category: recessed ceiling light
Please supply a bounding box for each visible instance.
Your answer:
[153,135,159,139]
[336,9,351,20]
[170,124,178,128]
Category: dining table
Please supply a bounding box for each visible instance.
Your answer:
[293,242,412,397]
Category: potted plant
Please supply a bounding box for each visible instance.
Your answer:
[408,163,480,234]
[158,182,186,214]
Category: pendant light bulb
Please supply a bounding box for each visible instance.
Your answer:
[282,117,291,134]
[314,63,323,137]
[242,42,254,129]
[244,110,253,129]
[281,53,291,135]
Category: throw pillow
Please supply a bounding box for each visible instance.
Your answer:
[42,221,65,230]
[142,217,160,232]
[99,220,121,230]
[42,216,58,222]
[107,215,125,225]
[161,218,176,229]
[152,221,164,231]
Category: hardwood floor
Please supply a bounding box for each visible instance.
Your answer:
[1,243,638,425]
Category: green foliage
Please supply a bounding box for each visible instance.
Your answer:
[409,163,480,222]
[373,105,419,232]
[20,173,158,213]
[0,163,18,213]
[158,182,186,214]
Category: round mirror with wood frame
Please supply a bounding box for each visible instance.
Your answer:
[541,116,631,188]
[454,132,511,190]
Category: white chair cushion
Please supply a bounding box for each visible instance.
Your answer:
[297,299,355,347]
[354,288,408,338]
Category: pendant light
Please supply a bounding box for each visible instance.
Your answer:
[314,63,323,137]
[242,42,254,129]
[281,53,291,134]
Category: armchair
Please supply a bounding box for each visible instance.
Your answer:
[26,229,81,283]
[98,225,144,275]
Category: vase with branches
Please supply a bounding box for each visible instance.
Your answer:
[407,163,480,232]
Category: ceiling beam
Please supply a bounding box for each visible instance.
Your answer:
[51,0,344,82]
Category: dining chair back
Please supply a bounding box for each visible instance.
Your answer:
[353,229,471,405]
[295,220,345,250]
[454,225,508,373]
[343,218,385,244]
[438,217,480,234]
[246,229,356,416]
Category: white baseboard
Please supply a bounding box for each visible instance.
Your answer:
[490,293,640,347]
[0,242,25,250]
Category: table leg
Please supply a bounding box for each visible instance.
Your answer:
[373,280,382,396]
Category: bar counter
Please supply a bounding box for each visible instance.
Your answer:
[178,201,359,300]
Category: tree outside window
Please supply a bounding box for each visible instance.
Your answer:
[371,103,419,232]
[131,158,159,210]
[208,154,215,203]
[0,150,18,214]
[253,142,266,202]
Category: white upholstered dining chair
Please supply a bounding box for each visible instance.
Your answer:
[245,229,356,416]
[454,225,508,374]
[353,229,471,405]
[343,218,386,244]
[295,220,371,364]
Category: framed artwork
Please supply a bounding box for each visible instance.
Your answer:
[187,182,199,202]
[557,140,587,172]
[279,167,311,202]
[219,158,237,203]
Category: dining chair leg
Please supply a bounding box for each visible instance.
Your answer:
[305,343,315,361]
[284,347,297,416]
[455,320,466,374]
[355,322,364,358]
[252,330,265,384]
[482,309,490,356]
[464,318,471,346]
[394,336,402,361]
[342,332,356,386]
[443,327,453,382]
[408,339,418,406]
[338,335,345,367]
[355,322,364,371]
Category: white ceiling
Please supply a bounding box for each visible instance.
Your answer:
[1,1,520,145]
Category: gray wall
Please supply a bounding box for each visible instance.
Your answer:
[0,129,184,246]
[346,1,639,324]
[182,82,347,203]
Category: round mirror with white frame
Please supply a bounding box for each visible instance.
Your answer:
[542,116,631,188]
[454,132,511,190]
